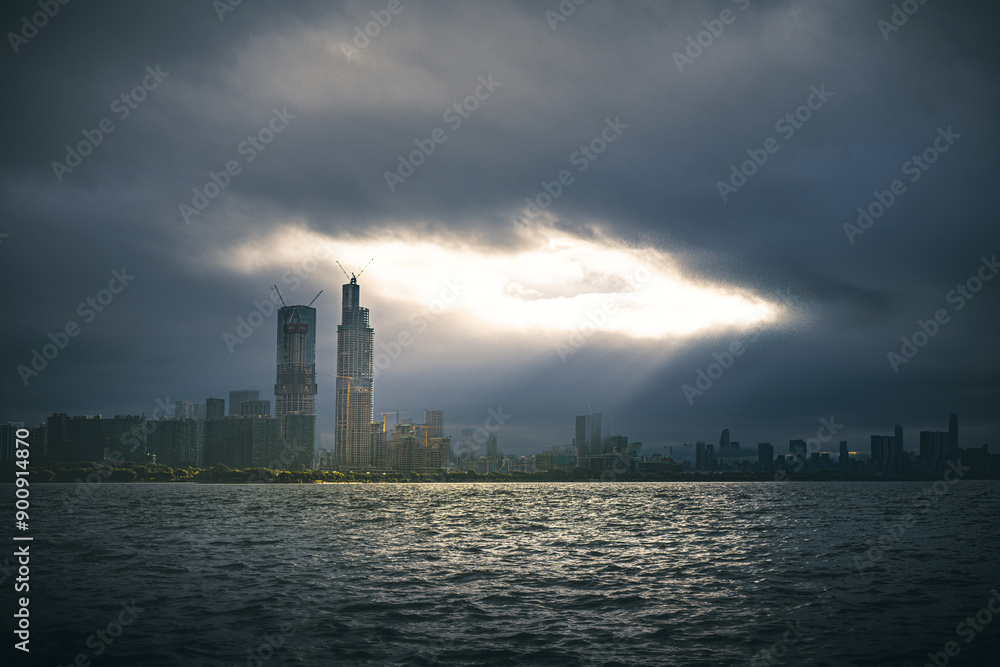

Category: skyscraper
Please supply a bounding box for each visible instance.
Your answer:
[758,442,774,471]
[590,412,602,458]
[789,439,807,459]
[870,434,901,475]
[274,304,317,442]
[335,275,374,468]
[705,444,716,469]
[575,415,588,464]
[919,431,947,463]
[424,410,444,439]
[229,390,259,416]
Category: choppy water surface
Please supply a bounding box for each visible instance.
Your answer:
[18,481,1000,665]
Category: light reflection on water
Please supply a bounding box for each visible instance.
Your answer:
[23,481,1000,666]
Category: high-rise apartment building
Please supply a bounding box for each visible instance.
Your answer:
[919,431,948,462]
[335,275,374,468]
[203,415,280,469]
[274,304,317,441]
[789,439,807,461]
[870,434,902,475]
[42,413,149,462]
[705,444,716,469]
[0,422,25,462]
[206,398,225,421]
[424,410,444,439]
[240,399,271,417]
[149,418,204,468]
[45,413,105,461]
[758,442,774,470]
[229,390,260,416]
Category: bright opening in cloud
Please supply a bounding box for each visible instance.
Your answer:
[222,221,787,340]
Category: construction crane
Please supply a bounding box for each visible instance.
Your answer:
[272,285,287,307]
[307,290,324,307]
[335,261,350,281]
[336,258,375,283]
[378,410,407,433]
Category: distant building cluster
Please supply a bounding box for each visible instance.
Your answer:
[677,414,999,478]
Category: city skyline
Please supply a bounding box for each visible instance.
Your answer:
[6,257,998,457]
[5,3,999,665]
[13,399,996,481]
[2,1,999,458]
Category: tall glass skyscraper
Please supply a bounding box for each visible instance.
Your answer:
[335,276,374,468]
[274,304,317,444]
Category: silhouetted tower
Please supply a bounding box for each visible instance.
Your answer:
[590,412,602,459]
[275,304,317,440]
[335,270,374,468]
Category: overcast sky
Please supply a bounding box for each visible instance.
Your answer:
[3,0,998,459]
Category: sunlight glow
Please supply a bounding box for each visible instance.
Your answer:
[223,221,786,340]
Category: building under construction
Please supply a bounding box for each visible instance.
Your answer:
[273,289,320,458]
[334,264,375,468]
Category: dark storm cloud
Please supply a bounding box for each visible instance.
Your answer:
[2,0,998,455]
